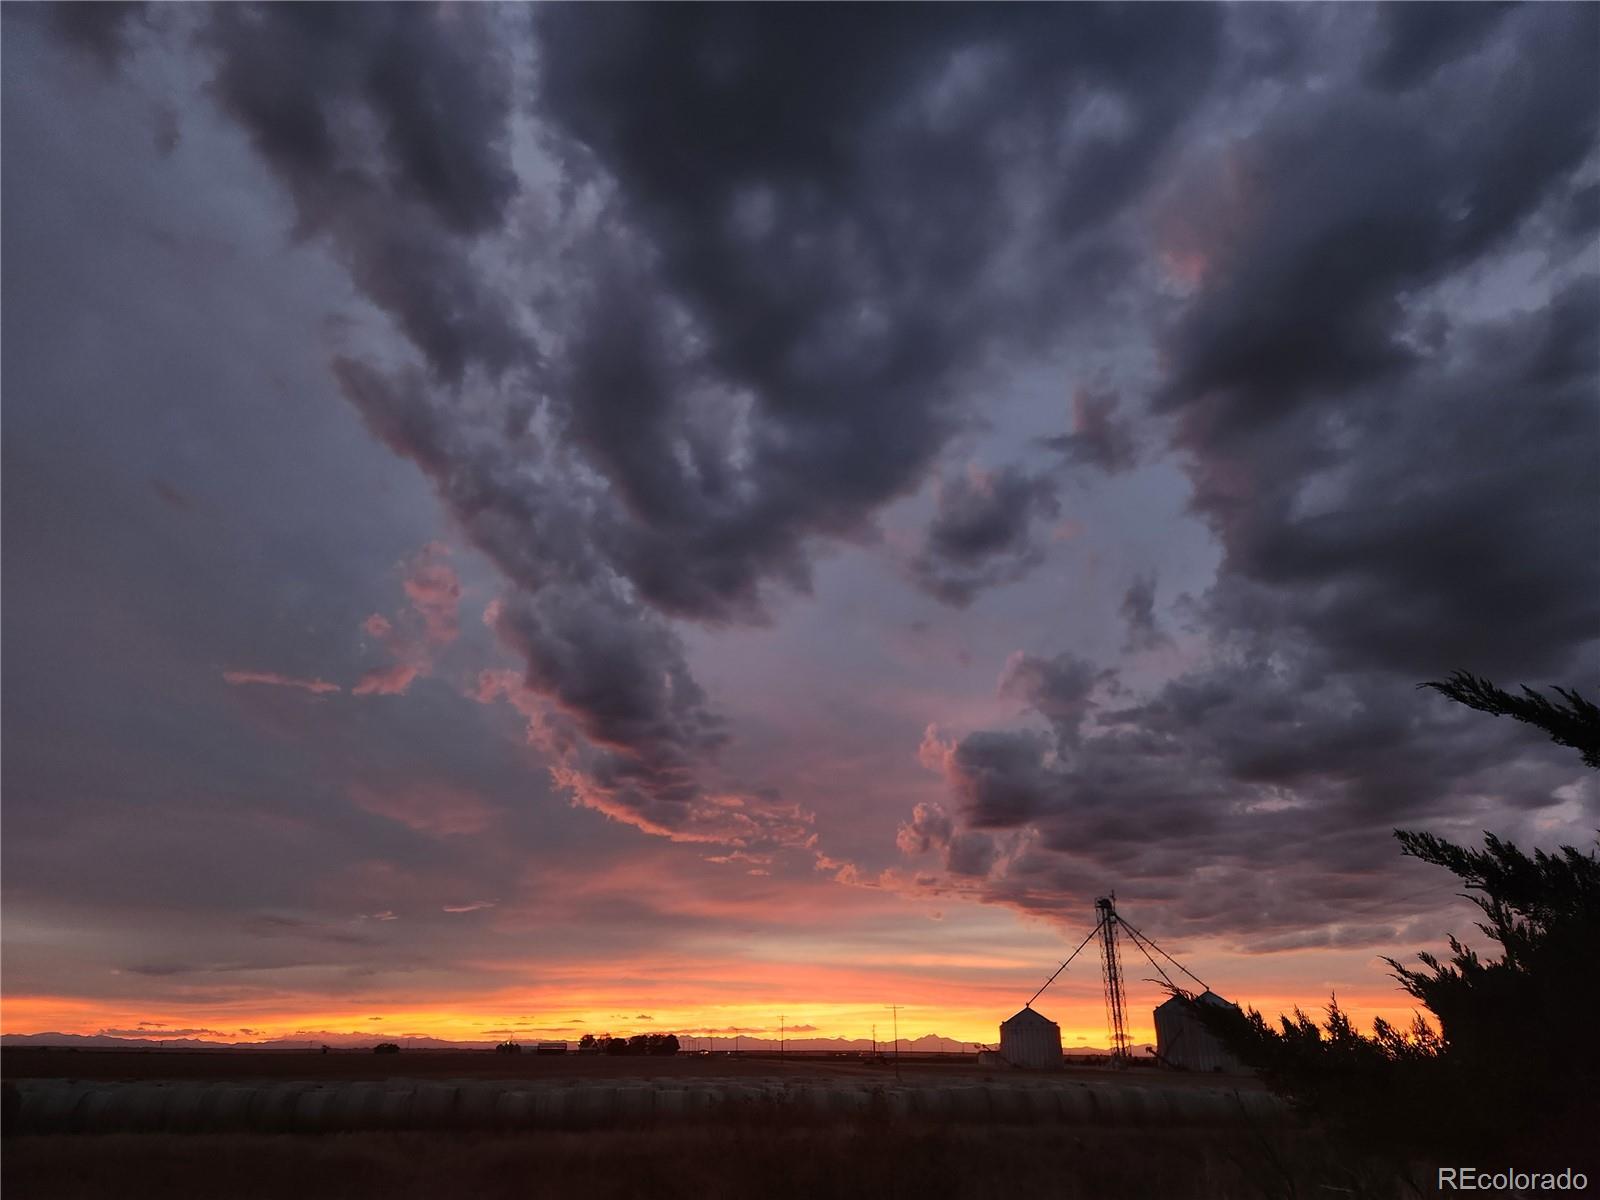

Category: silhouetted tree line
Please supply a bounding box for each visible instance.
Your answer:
[577,1032,681,1056]
[1177,673,1599,1161]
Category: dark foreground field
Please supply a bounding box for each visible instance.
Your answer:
[2,1124,1428,1200]
[0,1050,1436,1198]
[1,1047,1263,1090]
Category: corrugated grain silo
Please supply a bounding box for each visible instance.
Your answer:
[998,1005,1063,1069]
[1153,990,1248,1073]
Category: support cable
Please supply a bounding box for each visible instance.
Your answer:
[1026,916,1105,1007]
[1119,920,1178,992]
[1115,916,1209,993]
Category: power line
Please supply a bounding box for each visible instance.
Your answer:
[1119,921,1178,992]
[1115,915,1209,993]
[1026,916,1106,1007]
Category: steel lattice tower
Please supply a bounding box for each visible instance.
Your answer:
[1095,895,1129,1062]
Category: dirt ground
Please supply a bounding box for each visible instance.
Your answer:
[0,1123,1419,1200]
[2,1048,1264,1091]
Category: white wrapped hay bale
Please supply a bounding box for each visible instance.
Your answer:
[1023,1086,1060,1123]
[164,1083,216,1132]
[291,1086,341,1132]
[684,1085,723,1118]
[324,1082,384,1130]
[455,1082,504,1128]
[75,1088,119,1132]
[103,1084,171,1133]
[984,1085,1032,1122]
[410,1083,460,1128]
[879,1088,913,1120]
[652,1087,686,1120]
[376,1087,416,1130]
[613,1084,654,1123]
[568,1085,617,1127]
[253,1082,312,1132]
[495,1089,535,1128]
[530,1087,568,1127]
[209,1085,261,1131]
[909,1085,956,1119]
[1054,1085,1096,1124]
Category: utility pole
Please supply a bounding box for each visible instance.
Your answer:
[871,1023,876,1058]
[779,1014,785,1059]
[891,1004,901,1080]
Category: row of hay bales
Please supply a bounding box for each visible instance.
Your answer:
[7,1077,1284,1136]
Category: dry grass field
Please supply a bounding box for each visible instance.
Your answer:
[1,1047,1265,1090]
[0,1049,1431,1199]
[3,1121,1426,1200]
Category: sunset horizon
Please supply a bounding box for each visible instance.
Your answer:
[3,11,1594,1184]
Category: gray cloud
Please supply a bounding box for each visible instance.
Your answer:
[910,467,1061,607]
[998,651,1103,748]
[1044,388,1139,474]
[15,2,1596,1006]
[908,2,1599,947]
[1364,2,1517,93]
[202,4,524,383]
[45,1,148,73]
[1119,576,1171,654]
[161,5,1232,843]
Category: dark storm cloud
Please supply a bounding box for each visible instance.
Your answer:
[202,4,523,382]
[1044,388,1139,474]
[531,2,1221,621]
[934,729,1061,831]
[1118,576,1171,654]
[998,651,1102,747]
[46,1,148,73]
[1160,3,1596,438]
[333,357,766,843]
[1364,2,1517,93]
[1196,280,1599,678]
[909,2,1599,946]
[909,467,1060,607]
[161,4,1227,839]
[923,643,1586,942]
[29,0,1594,956]
[1159,2,1599,678]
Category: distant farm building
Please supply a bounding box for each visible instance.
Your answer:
[999,1005,1062,1069]
[1154,991,1248,1073]
[535,1041,568,1055]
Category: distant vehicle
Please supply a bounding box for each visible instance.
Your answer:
[535,1041,567,1055]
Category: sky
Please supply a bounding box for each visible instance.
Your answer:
[2,2,1596,1051]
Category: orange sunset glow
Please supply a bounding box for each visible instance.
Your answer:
[3,0,1593,1121]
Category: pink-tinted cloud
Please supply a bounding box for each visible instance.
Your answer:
[351,662,420,696]
[150,479,195,511]
[477,667,799,846]
[223,670,340,695]
[352,543,463,699]
[403,542,462,646]
[348,781,494,836]
[442,900,496,913]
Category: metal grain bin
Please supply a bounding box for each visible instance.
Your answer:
[998,1005,1063,1069]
